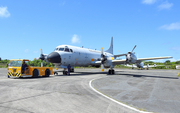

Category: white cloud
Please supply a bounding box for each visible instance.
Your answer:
[33,51,39,53]
[71,34,80,44]
[62,1,66,5]
[158,1,173,10]
[169,58,177,62]
[24,49,29,53]
[171,47,180,51]
[159,22,180,30]
[0,6,10,18]
[142,0,157,4]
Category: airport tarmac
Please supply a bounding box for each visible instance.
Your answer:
[0,68,180,113]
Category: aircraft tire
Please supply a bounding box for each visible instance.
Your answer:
[108,70,111,75]
[108,69,115,75]
[32,69,39,78]
[63,71,68,75]
[45,69,50,77]
[112,70,115,74]
[54,72,58,75]
[65,71,68,75]
[70,69,74,72]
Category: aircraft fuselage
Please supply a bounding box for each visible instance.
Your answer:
[47,45,113,68]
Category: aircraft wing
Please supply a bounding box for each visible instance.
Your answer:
[112,59,127,65]
[136,56,173,63]
[112,56,172,65]
[91,60,126,65]
[92,56,172,66]
[91,61,101,65]
[114,54,127,58]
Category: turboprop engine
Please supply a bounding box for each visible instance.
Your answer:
[100,47,114,71]
[125,45,137,64]
[35,49,49,67]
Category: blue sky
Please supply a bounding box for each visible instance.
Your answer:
[0,0,179,62]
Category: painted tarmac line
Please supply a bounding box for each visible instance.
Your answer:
[89,78,152,113]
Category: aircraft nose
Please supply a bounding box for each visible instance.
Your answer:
[47,52,61,63]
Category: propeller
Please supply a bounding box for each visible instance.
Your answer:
[39,48,45,67]
[131,45,136,53]
[101,47,107,71]
[126,45,137,63]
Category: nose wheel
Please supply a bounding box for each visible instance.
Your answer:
[63,71,68,75]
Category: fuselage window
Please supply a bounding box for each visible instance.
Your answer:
[70,49,73,52]
[59,48,64,51]
[64,48,70,52]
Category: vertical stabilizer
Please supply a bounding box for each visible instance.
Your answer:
[105,37,113,54]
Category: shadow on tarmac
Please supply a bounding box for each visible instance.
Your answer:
[119,73,179,79]
[8,71,107,79]
[55,71,107,76]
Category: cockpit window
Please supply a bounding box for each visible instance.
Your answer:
[59,48,64,51]
[70,49,73,52]
[64,48,69,52]
[54,48,59,51]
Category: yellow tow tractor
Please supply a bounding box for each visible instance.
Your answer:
[8,59,53,78]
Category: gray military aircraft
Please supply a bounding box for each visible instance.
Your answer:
[39,37,172,75]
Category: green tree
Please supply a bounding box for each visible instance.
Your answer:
[30,59,54,67]
[175,61,180,64]
[144,61,154,65]
[164,60,171,65]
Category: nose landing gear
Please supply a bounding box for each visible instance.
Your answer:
[63,71,68,75]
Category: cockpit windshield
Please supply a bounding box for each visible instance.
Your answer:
[64,48,69,52]
[59,48,64,51]
[54,47,73,52]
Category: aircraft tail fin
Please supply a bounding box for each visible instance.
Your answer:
[105,37,113,54]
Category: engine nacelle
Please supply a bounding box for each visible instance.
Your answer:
[136,62,144,68]
[126,53,137,64]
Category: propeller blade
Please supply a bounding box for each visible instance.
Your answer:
[101,47,105,71]
[101,47,103,55]
[40,48,44,67]
[131,45,137,52]
[101,64,104,71]
[41,48,43,54]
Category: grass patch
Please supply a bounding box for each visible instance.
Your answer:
[0,63,7,68]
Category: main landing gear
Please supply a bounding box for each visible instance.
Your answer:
[108,69,115,75]
[62,68,74,75]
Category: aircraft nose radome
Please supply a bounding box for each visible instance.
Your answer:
[47,52,61,63]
